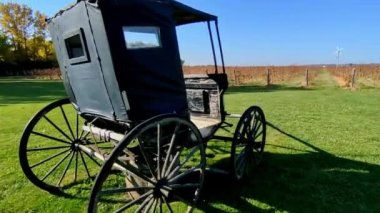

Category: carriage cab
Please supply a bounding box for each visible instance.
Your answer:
[20,1,267,209]
[48,0,228,138]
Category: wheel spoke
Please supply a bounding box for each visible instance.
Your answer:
[59,106,76,140]
[162,196,173,213]
[182,145,200,165]
[100,186,154,196]
[82,150,102,167]
[248,117,259,140]
[158,196,163,213]
[168,166,200,183]
[235,143,246,148]
[79,151,91,179]
[157,123,161,179]
[57,151,75,186]
[143,196,155,213]
[162,124,180,178]
[236,131,243,140]
[114,190,153,213]
[166,144,202,179]
[30,148,71,169]
[43,115,73,141]
[27,145,70,152]
[164,151,180,178]
[138,139,157,181]
[135,194,154,213]
[31,131,71,145]
[236,151,246,174]
[254,122,262,136]
[151,198,158,213]
[79,129,85,140]
[74,151,79,182]
[254,130,264,140]
[82,131,91,140]
[41,150,73,181]
[169,183,201,189]
[76,113,79,139]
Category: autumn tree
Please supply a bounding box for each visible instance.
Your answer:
[0,2,33,62]
[0,31,11,61]
[29,11,50,61]
[0,2,56,73]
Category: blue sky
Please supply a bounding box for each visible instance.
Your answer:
[2,0,380,65]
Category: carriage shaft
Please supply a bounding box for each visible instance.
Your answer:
[77,144,126,172]
[82,125,125,142]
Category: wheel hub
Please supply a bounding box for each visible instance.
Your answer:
[153,178,169,197]
[71,139,83,151]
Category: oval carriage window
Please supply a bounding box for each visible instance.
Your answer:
[123,26,161,49]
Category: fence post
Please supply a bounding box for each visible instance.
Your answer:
[351,68,356,88]
[233,70,238,86]
[266,68,271,86]
[305,68,309,87]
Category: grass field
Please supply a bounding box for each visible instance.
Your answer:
[0,72,379,212]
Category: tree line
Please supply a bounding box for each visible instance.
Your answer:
[0,2,57,76]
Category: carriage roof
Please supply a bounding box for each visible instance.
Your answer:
[52,0,217,26]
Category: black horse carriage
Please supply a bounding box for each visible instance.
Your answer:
[19,0,266,211]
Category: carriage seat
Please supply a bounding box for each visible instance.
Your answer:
[184,74,223,139]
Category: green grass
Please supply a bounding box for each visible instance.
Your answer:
[0,74,379,212]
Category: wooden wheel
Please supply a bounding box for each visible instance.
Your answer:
[231,106,266,180]
[19,98,112,194]
[88,115,206,212]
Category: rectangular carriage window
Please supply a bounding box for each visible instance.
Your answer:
[66,34,85,58]
[123,26,161,49]
[64,28,90,65]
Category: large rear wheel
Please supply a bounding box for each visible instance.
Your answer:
[19,98,112,194]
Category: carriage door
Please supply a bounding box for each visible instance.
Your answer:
[58,5,115,118]
[116,24,188,119]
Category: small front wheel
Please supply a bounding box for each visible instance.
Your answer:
[88,115,206,212]
[231,106,266,180]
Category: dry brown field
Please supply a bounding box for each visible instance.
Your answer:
[183,64,380,88]
[326,65,380,87]
[183,65,320,86]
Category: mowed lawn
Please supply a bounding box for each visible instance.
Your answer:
[0,75,379,212]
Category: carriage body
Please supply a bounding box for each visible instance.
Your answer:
[48,0,225,135]
[19,0,266,211]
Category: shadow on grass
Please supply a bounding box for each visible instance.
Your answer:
[198,121,380,212]
[226,84,313,94]
[0,79,66,105]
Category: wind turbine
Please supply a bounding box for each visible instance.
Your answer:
[335,46,343,68]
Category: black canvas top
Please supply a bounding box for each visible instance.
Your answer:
[95,0,217,25]
[48,0,218,122]
[51,0,217,27]
[169,0,217,25]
